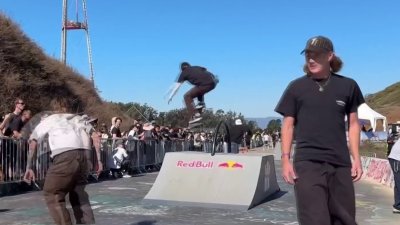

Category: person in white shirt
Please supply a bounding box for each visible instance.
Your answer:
[23,97,102,225]
[108,139,128,178]
[263,133,270,149]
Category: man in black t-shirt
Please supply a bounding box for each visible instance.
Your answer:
[0,98,25,136]
[111,117,122,138]
[275,36,364,225]
[167,62,218,124]
[228,119,252,153]
[6,109,31,139]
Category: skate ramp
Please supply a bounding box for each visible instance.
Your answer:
[143,152,280,210]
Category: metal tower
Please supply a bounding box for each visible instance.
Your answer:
[61,0,95,86]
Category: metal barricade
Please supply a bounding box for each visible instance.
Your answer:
[0,137,29,183]
[202,140,213,153]
[0,136,220,186]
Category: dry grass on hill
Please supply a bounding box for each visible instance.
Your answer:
[366,82,400,123]
[0,13,134,128]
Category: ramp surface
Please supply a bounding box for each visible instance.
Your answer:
[143,152,280,210]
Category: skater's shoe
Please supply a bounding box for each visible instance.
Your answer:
[189,114,202,124]
[393,207,400,213]
[195,102,205,109]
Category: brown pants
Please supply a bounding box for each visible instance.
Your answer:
[43,149,95,225]
[184,84,215,118]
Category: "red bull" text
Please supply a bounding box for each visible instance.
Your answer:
[176,160,214,168]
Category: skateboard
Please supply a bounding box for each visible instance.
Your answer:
[188,121,202,129]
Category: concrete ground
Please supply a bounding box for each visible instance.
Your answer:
[0,147,398,225]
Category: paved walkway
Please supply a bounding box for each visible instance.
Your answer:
[0,147,398,225]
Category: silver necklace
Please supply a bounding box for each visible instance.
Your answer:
[315,75,331,92]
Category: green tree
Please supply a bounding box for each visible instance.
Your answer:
[247,120,259,132]
[266,119,282,133]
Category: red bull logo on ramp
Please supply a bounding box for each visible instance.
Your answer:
[218,160,244,169]
[176,160,214,168]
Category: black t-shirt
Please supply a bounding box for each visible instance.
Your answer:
[177,66,215,86]
[111,127,122,138]
[9,115,24,132]
[3,114,21,137]
[275,74,365,166]
[229,124,252,144]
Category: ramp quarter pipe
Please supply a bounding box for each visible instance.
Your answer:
[143,152,280,210]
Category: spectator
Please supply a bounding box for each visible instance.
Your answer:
[99,123,110,140]
[153,125,162,141]
[87,118,103,178]
[193,132,203,150]
[262,132,270,149]
[160,126,171,141]
[111,117,122,138]
[127,125,140,141]
[0,98,26,136]
[140,123,155,141]
[3,109,32,180]
[168,128,178,140]
[228,119,252,153]
[7,109,32,139]
[1,100,29,181]
[177,128,186,140]
[107,139,128,178]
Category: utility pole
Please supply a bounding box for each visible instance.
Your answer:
[61,0,95,86]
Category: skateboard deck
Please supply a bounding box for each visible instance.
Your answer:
[188,121,202,129]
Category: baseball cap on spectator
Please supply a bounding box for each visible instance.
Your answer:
[235,118,242,125]
[301,36,334,54]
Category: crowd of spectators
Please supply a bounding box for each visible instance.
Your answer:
[0,99,219,181]
[0,98,271,182]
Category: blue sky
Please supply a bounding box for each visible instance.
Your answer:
[1,0,399,118]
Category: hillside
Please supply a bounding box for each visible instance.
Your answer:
[365,82,400,123]
[0,13,134,127]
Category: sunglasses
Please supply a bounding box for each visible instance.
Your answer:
[17,102,25,105]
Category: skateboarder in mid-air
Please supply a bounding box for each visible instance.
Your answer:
[167,62,219,124]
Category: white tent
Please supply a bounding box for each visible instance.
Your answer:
[357,103,387,132]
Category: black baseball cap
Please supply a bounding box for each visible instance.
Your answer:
[301,36,334,54]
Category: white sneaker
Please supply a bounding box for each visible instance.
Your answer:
[123,174,131,178]
[393,207,400,213]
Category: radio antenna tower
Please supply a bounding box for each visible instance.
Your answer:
[61,0,95,86]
